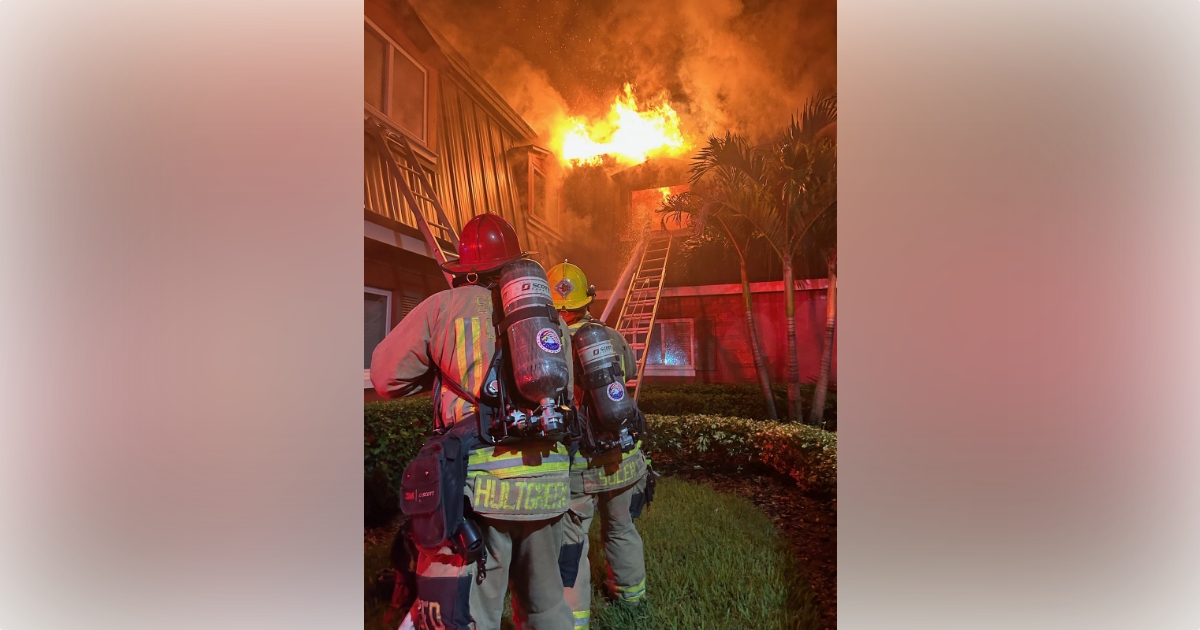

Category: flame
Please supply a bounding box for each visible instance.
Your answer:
[558,84,687,166]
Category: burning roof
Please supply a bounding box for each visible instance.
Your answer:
[558,84,689,167]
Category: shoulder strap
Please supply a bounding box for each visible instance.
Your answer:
[438,371,479,406]
[496,303,560,335]
[432,341,507,436]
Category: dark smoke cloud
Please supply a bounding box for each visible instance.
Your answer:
[410,0,835,146]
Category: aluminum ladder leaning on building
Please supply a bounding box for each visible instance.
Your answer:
[366,116,461,286]
[602,233,673,400]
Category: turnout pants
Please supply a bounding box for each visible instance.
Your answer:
[409,516,574,630]
[560,468,648,629]
[470,516,575,630]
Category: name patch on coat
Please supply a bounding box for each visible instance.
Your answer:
[471,475,569,516]
[582,450,646,494]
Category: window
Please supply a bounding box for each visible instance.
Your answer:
[364,21,427,142]
[644,319,696,377]
[513,148,555,225]
[364,26,386,111]
[365,287,392,372]
[389,50,425,142]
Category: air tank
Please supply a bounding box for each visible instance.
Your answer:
[499,259,570,426]
[573,322,638,435]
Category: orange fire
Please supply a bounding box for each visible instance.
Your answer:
[559,84,687,166]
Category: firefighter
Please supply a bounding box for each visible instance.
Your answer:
[371,213,575,630]
[547,261,650,629]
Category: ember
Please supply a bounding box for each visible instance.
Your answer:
[558,84,687,166]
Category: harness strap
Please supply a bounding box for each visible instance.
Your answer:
[438,372,478,406]
[431,371,477,433]
[497,304,559,335]
[579,363,624,390]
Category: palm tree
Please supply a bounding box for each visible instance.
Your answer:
[660,185,779,420]
[689,93,837,423]
[804,205,836,427]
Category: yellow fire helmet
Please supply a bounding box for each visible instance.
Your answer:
[547,260,595,311]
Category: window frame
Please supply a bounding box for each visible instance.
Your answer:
[530,162,547,219]
[643,318,697,377]
[364,286,393,388]
[364,18,429,144]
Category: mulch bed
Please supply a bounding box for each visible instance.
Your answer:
[365,521,401,549]
[653,457,837,630]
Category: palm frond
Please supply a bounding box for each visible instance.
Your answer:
[682,92,836,263]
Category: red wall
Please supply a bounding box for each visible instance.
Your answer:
[368,273,837,401]
[640,286,836,386]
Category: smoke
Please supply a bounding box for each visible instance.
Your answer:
[406,0,834,289]
[410,0,835,146]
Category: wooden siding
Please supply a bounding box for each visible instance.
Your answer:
[363,127,454,243]
[435,77,526,237]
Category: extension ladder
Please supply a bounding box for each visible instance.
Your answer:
[610,233,674,399]
[366,118,460,286]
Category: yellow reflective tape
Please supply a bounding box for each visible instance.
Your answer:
[616,578,646,601]
[471,317,484,397]
[616,333,627,375]
[454,318,468,420]
[469,451,519,466]
[469,444,568,465]
[467,463,569,479]
[455,318,467,383]
[575,442,640,467]
[469,445,571,478]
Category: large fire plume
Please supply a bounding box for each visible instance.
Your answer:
[558,84,688,167]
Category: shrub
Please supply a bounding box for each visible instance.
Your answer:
[638,383,836,429]
[757,423,838,494]
[364,398,433,526]
[362,399,837,526]
[645,414,837,495]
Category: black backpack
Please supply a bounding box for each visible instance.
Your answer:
[399,416,478,554]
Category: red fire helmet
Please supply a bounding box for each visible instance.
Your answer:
[441,213,526,275]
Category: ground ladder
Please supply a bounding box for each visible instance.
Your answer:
[366,117,460,286]
[605,233,674,399]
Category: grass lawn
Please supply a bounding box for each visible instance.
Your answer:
[366,477,819,630]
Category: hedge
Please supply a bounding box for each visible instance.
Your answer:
[363,400,837,525]
[364,398,432,526]
[645,414,837,496]
[638,383,837,429]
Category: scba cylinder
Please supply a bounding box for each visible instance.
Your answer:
[573,322,637,432]
[499,259,570,412]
